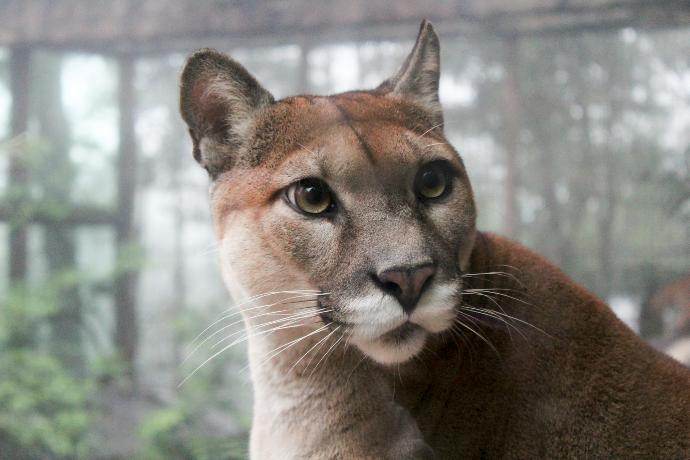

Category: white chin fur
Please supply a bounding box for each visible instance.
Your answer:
[353,328,428,365]
[409,282,458,333]
[346,282,458,364]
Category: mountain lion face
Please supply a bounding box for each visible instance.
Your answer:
[181,22,476,364]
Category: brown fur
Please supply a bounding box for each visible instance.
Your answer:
[180,20,690,459]
[396,232,690,457]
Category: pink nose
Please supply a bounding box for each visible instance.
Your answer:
[375,264,436,314]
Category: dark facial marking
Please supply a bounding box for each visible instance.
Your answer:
[332,99,378,165]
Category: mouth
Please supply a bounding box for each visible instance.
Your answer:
[317,284,459,364]
[354,323,428,365]
[380,321,423,344]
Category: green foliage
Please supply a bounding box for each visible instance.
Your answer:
[0,350,93,458]
[1,269,81,347]
[137,405,248,460]
[91,352,129,385]
[0,267,95,458]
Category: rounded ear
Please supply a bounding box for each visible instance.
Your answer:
[179,49,274,177]
[377,20,442,124]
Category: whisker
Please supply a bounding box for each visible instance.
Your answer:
[460,305,525,341]
[423,141,449,149]
[494,264,523,274]
[461,304,550,338]
[183,305,320,364]
[345,352,368,386]
[461,270,526,288]
[218,290,327,317]
[454,313,500,357]
[297,142,318,156]
[179,318,324,387]
[307,329,347,381]
[213,308,331,351]
[288,325,338,375]
[463,288,531,306]
[417,121,444,139]
[221,289,325,316]
[449,323,477,361]
[208,308,331,352]
[188,291,326,349]
[246,324,332,374]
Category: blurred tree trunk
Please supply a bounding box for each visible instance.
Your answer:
[115,54,140,384]
[538,131,564,266]
[298,45,312,93]
[596,52,623,300]
[557,42,594,274]
[559,42,598,274]
[597,142,617,299]
[34,53,86,376]
[7,46,31,347]
[8,48,30,283]
[500,38,522,239]
[170,139,187,385]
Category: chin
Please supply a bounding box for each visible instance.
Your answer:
[354,323,429,365]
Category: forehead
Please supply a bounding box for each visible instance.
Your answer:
[252,92,453,182]
[249,92,443,162]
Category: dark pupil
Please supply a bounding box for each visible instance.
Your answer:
[303,184,323,204]
[421,169,440,190]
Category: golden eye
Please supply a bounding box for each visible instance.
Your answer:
[289,179,334,215]
[415,163,448,199]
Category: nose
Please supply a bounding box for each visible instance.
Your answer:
[374,263,436,314]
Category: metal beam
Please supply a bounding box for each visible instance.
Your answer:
[0,0,688,54]
[0,203,116,226]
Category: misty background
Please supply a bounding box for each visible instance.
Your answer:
[0,2,689,459]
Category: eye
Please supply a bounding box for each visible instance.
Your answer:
[415,162,450,200]
[286,178,335,215]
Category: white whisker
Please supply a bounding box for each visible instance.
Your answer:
[246,324,332,374]
[210,308,332,351]
[454,313,500,357]
[187,291,326,349]
[417,121,444,139]
[184,304,321,364]
[287,325,338,375]
[179,316,326,388]
[308,330,345,379]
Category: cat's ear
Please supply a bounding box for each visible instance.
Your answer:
[377,20,442,121]
[180,49,274,177]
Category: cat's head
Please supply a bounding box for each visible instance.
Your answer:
[180,20,477,364]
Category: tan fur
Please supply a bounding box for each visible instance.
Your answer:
[181,20,690,459]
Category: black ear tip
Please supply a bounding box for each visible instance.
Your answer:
[187,48,226,62]
[415,19,440,52]
[419,19,436,35]
[182,48,228,75]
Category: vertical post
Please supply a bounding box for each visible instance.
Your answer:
[500,37,522,239]
[170,148,187,385]
[8,46,30,285]
[115,54,139,384]
[37,53,85,375]
[297,44,312,93]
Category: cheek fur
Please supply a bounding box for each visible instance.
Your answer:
[218,212,314,301]
[263,201,342,284]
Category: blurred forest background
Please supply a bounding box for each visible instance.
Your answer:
[0,1,689,459]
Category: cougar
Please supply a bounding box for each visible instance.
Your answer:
[179,20,690,459]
